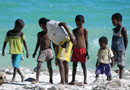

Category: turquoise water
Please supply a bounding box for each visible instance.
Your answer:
[0,0,130,69]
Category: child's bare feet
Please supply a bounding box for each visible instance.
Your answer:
[21,76,24,82]
[49,79,53,84]
[32,80,39,84]
[10,79,15,82]
[69,81,76,85]
[59,81,65,84]
[84,81,87,84]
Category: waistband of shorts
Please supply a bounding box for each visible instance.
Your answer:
[73,47,85,49]
[39,48,52,52]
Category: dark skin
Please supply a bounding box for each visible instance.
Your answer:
[32,27,53,84]
[96,41,114,81]
[41,22,76,84]
[112,18,128,79]
[2,24,29,82]
[69,20,89,84]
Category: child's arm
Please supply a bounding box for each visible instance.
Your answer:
[23,40,29,58]
[122,27,128,50]
[96,59,99,68]
[2,42,7,56]
[59,22,76,46]
[32,34,40,58]
[84,29,89,60]
[52,42,58,66]
[110,57,114,68]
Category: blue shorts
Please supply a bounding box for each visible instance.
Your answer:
[95,63,111,76]
[12,54,22,69]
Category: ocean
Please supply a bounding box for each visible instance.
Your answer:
[0,0,130,70]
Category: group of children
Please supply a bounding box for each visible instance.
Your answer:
[1,13,128,85]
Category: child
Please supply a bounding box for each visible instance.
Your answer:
[69,15,89,85]
[32,18,54,84]
[2,19,29,82]
[95,36,114,81]
[38,18,76,84]
[111,13,128,79]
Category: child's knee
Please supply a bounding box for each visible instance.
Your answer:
[81,63,86,68]
[73,62,77,68]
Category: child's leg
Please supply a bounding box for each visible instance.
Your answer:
[17,68,24,82]
[96,74,99,79]
[47,59,53,84]
[107,75,112,81]
[56,58,65,84]
[11,68,17,82]
[119,67,123,79]
[69,62,77,84]
[63,61,69,84]
[81,63,87,84]
[32,61,42,84]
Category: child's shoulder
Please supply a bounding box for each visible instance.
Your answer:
[38,31,47,36]
[6,30,23,36]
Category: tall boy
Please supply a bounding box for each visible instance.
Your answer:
[69,15,89,85]
[38,18,76,84]
[32,18,53,84]
[111,13,128,79]
[2,19,29,82]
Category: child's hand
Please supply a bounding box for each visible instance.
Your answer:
[55,60,58,66]
[26,52,29,58]
[32,53,36,58]
[2,51,5,56]
[111,62,114,68]
[86,52,89,60]
[96,61,99,68]
[96,63,98,68]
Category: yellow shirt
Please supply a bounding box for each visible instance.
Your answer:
[5,31,25,54]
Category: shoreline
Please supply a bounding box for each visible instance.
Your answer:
[0,67,130,90]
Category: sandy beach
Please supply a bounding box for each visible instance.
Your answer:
[0,67,130,90]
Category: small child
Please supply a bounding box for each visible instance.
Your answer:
[2,19,29,82]
[32,18,54,84]
[95,36,114,81]
[111,13,128,79]
[69,15,89,85]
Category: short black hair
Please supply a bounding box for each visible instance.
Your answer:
[112,13,122,22]
[15,19,24,27]
[75,15,84,23]
[39,18,50,25]
[99,36,108,45]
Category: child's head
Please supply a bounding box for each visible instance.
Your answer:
[99,36,108,49]
[111,13,122,26]
[39,18,50,31]
[15,19,24,32]
[75,15,84,28]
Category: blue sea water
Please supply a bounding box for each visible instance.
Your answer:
[0,0,130,70]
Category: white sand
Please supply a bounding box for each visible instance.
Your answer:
[0,67,130,90]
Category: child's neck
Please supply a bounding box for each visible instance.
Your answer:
[13,28,20,33]
[116,23,122,28]
[101,47,107,49]
[77,26,83,29]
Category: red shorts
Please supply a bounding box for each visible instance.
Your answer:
[71,47,86,63]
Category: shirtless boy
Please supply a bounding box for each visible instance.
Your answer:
[69,15,89,84]
[32,18,53,84]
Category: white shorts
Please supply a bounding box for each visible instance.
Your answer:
[37,49,53,62]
